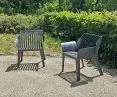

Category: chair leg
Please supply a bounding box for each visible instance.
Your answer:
[81,59,85,67]
[62,54,65,72]
[76,59,80,81]
[41,45,46,60]
[42,60,45,67]
[17,50,20,68]
[36,63,39,71]
[41,51,46,60]
[40,50,45,67]
[92,57,103,75]
[20,51,23,62]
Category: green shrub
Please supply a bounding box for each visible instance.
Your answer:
[43,11,117,67]
[43,11,117,38]
[0,13,43,33]
[0,34,16,54]
[37,1,59,14]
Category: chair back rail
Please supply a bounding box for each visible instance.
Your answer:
[19,30,43,50]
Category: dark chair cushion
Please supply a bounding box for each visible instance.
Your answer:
[63,51,77,59]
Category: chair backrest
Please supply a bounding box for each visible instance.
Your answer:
[19,30,43,50]
[77,33,102,50]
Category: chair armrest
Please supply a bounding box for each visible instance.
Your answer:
[78,46,96,59]
[61,41,77,52]
[15,35,21,48]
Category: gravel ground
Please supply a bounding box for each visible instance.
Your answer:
[0,55,117,97]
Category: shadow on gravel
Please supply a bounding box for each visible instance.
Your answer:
[102,66,117,77]
[5,62,43,72]
[57,71,101,87]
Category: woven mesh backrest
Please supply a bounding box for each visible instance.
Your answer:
[77,33,100,49]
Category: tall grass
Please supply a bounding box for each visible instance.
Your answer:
[0,34,16,54]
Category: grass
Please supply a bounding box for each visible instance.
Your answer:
[0,34,61,56]
[0,34,16,54]
[44,34,61,53]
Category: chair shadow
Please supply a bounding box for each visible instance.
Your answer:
[102,66,117,77]
[6,61,43,72]
[57,71,101,87]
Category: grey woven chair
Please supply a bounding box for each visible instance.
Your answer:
[61,33,103,81]
[15,30,46,68]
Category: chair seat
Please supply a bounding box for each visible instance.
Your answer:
[63,51,77,60]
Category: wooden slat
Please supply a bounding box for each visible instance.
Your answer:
[29,32,31,49]
[24,33,26,49]
[34,32,36,49]
[21,34,24,49]
[26,33,28,49]
[19,30,43,50]
[25,33,28,49]
[30,33,32,49]
[36,32,38,49]
[28,32,30,49]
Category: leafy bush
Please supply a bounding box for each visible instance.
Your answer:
[37,1,59,14]
[0,14,43,33]
[0,0,56,14]
[43,11,117,67]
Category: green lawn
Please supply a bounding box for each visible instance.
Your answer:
[0,34,61,56]
[0,34,16,54]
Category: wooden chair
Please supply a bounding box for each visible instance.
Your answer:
[15,30,46,69]
[61,33,103,81]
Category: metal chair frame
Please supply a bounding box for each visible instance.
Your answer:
[61,33,103,81]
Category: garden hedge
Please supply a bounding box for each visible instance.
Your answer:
[0,14,43,34]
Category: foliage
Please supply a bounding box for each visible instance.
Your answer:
[36,1,59,14]
[43,11,117,67]
[0,0,117,14]
[59,0,117,12]
[59,0,85,11]
[0,34,16,54]
[83,0,105,11]
[43,11,117,39]
[44,34,61,53]
[105,0,117,11]
[0,0,55,14]
[0,13,44,33]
